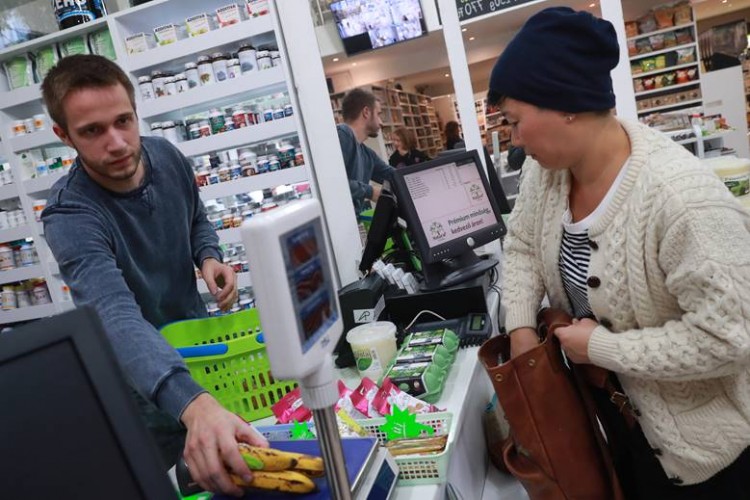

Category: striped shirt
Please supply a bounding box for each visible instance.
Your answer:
[559,160,631,318]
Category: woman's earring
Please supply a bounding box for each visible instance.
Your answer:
[566,115,574,123]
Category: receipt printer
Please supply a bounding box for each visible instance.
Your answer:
[335,274,387,368]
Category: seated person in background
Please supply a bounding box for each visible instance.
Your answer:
[388,127,430,167]
[336,88,395,216]
[444,120,465,150]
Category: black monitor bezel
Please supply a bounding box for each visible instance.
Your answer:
[390,149,504,265]
[0,307,177,499]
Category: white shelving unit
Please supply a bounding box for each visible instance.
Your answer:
[0,0,317,324]
[629,9,703,118]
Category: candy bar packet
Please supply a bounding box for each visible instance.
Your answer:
[271,387,312,424]
[351,377,381,418]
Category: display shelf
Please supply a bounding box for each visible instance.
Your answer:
[637,98,702,115]
[126,16,275,72]
[634,61,699,79]
[0,265,45,286]
[0,18,109,62]
[0,84,42,111]
[0,303,57,325]
[197,271,252,294]
[48,260,59,275]
[634,80,699,97]
[0,225,31,243]
[627,22,695,42]
[0,184,19,202]
[177,117,297,157]
[9,130,60,153]
[199,165,308,201]
[216,227,240,244]
[630,41,697,60]
[23,170,68,195]
[138,67,286,119]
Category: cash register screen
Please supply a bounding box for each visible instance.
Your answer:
[402,155,497,249]
[282,217,339,352]
[0,308,177,500]
[1,341,148,498]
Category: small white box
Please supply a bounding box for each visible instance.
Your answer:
[153,23,185,46]
[125,33,155,55]
[216,4,243,27]
[186,13,214,37]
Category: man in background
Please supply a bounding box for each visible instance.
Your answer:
[336,88,395,216]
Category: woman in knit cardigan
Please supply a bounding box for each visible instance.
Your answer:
[492,7,750,500]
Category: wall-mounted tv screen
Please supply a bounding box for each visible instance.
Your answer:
[330,0,427,56]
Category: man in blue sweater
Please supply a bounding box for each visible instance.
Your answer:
[337,88,395,215]
[41,55,265,497]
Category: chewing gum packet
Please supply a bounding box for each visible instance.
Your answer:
[374,377,439,415]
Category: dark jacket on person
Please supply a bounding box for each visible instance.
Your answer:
[388,148,430,168]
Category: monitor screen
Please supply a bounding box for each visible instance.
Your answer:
[391,150,504,265]
[281,217,339,352]
[330,0,427,56]
[0,308,177,499]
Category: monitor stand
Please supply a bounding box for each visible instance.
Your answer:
[420,251,498,291]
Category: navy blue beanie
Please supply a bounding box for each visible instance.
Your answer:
[488,7,619,113]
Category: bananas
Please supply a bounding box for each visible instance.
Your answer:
[234,445,325,494]
[232,470,316,494]
[283,451,326,478]
[238,443,298,471]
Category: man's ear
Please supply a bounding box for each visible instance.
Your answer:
[53,123,74,149]
[361,106,371,121]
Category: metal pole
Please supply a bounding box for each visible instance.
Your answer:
[313,406,352,500]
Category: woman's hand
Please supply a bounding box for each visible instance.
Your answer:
[554,318,598,364]
[510,327,540,358]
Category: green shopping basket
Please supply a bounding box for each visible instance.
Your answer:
[160,309,296,422]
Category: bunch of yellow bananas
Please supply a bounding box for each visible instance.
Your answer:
[231,444,325,494]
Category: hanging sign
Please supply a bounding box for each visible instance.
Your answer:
[455,0,540,23]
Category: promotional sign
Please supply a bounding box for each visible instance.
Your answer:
[455,0,539,22]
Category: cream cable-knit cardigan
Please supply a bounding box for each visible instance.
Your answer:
[501,119,750,485]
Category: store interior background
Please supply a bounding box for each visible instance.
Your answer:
[311,0,750,169]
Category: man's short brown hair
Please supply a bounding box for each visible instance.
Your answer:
[341,88,378,123]
[41,54,136,132]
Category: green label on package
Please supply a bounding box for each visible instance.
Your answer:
[396,344,439,364]
[387,362,431,397]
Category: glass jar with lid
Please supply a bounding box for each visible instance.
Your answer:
[197,55,215,86]
[137,75,155,100]
[237,44,257,73]
[184,62,200,88]
[211,52,229,82]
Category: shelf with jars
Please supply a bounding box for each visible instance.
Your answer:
[626,2,703,118]
[0,0,316,324]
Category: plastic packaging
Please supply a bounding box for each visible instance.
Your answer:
[197,55,215,85]
[238,44,257,73]
[347,321,398,381]
[4,55,33,90]
[88,29,116,60]
[138,75,155,100]
[32,45,59,82]
[59,36,90,57]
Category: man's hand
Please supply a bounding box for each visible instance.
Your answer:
[554,318,597,364]
[509,327,540,358]
[370,184,382,202]
[201,258,237,311]
[181,393,269,497]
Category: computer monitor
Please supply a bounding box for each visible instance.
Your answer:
[0,307,178,500]
[390,149,505,290]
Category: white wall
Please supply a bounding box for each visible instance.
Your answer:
[701,66,750,158]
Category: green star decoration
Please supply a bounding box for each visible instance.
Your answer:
[290,420,315,440]
[379,406,435,441]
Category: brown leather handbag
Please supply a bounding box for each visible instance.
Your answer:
[478,308,624,500]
